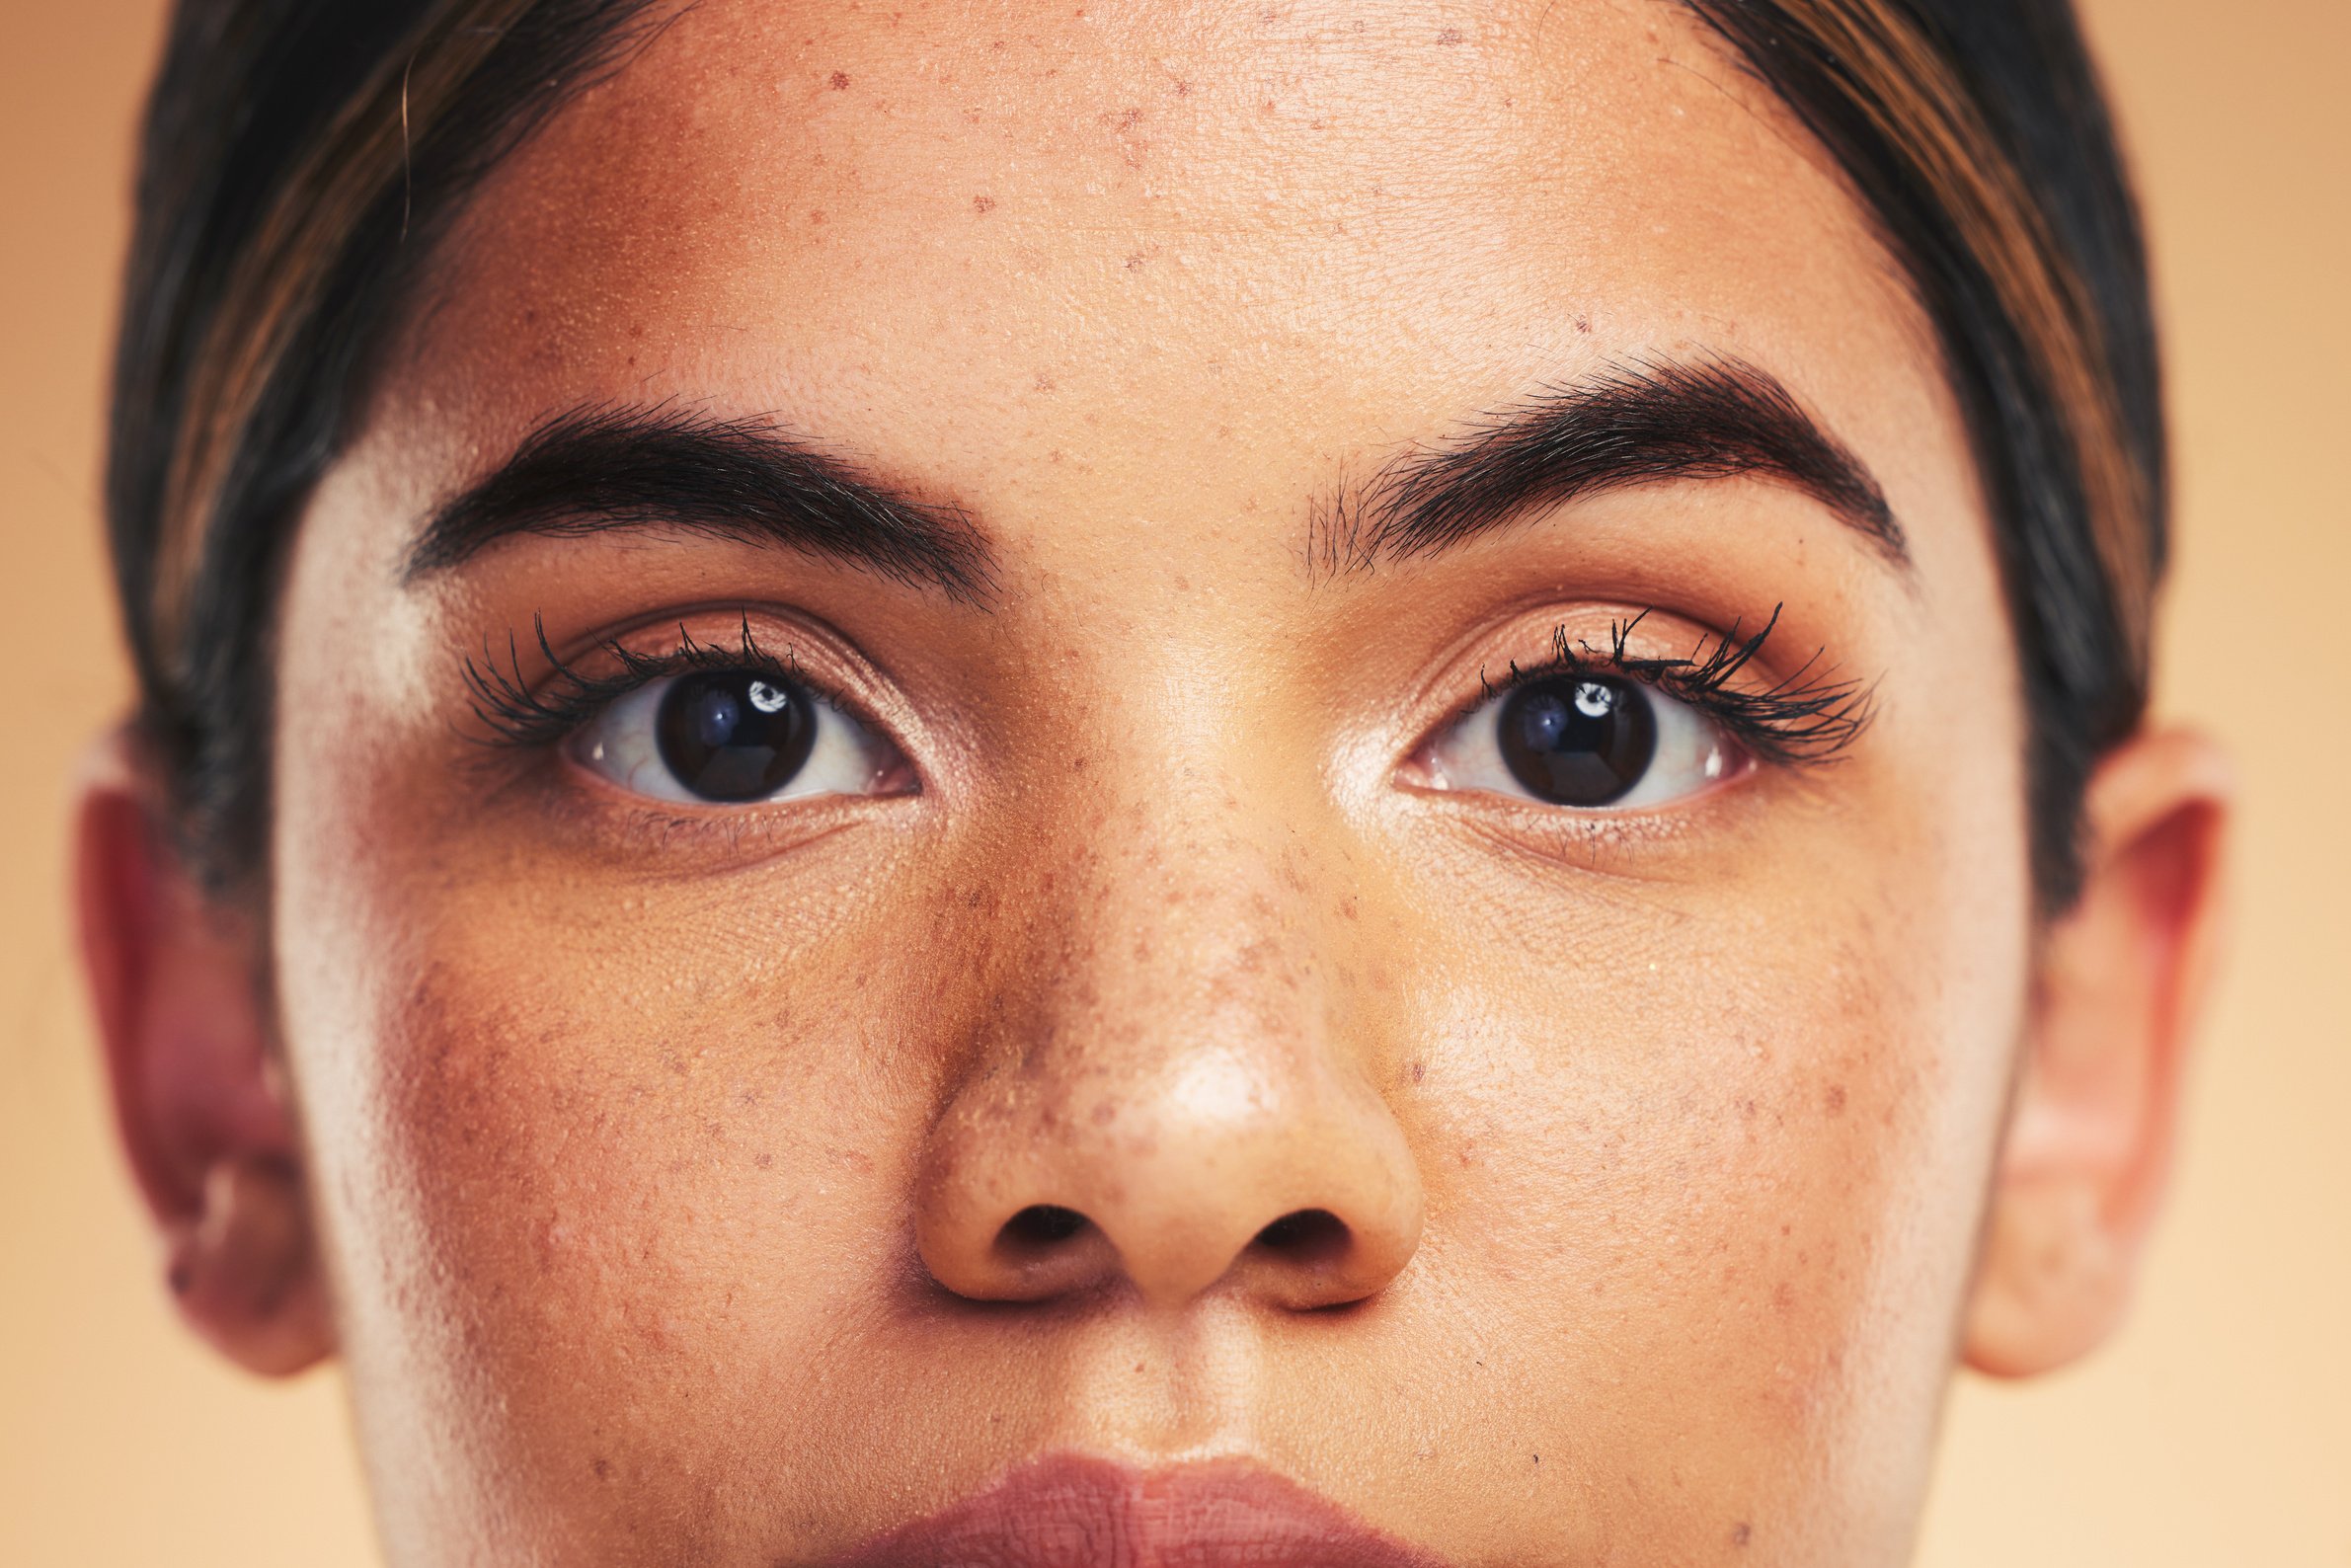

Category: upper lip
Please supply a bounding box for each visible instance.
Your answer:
[818,1450,1449,1568]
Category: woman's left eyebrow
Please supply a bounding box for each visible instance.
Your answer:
[1307,354,1910,580]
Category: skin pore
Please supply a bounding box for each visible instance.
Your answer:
[75,1,2230,1564]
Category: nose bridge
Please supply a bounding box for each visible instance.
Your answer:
[914,749,1425,1311]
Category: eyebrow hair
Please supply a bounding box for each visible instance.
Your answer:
[402,402,996,603]
[1308,356,1907,580]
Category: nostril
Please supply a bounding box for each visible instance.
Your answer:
[1252,1208,1351,1268]
[996,1204,1091,1253]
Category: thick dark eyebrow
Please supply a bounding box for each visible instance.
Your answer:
[402,402,996,603]
[1308,356,1907,579]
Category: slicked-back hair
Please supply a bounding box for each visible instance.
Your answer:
[110,0,2162,910]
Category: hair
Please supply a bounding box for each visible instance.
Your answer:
[109,0,2162,911]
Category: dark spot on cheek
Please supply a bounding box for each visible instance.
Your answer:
[1732,1521,1753,1546]
[1824,1083,1847,1116]
[1436,27,1463,43]
[974,194,996,214]
[593,1457,612,1480]
[828,70,850,90]
[1409,1060,1425,1084]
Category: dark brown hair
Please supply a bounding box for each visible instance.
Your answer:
[110,0,2163,909]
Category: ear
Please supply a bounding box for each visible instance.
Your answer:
[1964,728,2233,1377]
[72,732,333,1376]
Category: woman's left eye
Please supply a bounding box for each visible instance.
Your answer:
[1420,673,1744,811]
[568,666,904,805]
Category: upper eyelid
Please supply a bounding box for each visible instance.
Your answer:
[1442,604,1872,767]
[462,612,851,749]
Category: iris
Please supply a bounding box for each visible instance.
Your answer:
[1497,676,1659,807]
[654,669,818,802]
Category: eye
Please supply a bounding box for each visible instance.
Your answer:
[569,666,904,805]
[1422,673,1743,810]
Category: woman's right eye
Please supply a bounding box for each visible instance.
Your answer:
[566,667,906,805]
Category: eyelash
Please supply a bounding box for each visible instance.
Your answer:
[460,601,1869,774]
[1477,603,1872,766]
[462,612,814,750]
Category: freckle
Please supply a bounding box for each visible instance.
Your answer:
[1436,26,1463,43]
[1825,1083,1847,1116]
[1339,897,1359,920]
[1732,1522,1753,1546]
[1409,1060,1425,1083]
[974,194,996,214]
[808,209,825,224]
[593,1457,612,1480]
[829,70,850,89]
[755,1152,773,1169]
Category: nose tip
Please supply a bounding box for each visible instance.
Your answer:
[914,1092,1426,1312]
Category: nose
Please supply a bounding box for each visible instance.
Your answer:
[913,794,1425,1313]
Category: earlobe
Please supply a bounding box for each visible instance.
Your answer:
[72,734,334,1376]
[1964,728,2232,1378]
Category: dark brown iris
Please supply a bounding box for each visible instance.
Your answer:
[655,669,817,802]
[1498,675,1657,807]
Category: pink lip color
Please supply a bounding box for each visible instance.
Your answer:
[822,1451,1449,1568]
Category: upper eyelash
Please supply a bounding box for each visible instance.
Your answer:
[1477,603,1874,765]
[462,611,807,750]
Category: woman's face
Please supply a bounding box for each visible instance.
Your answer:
[272,1,2034,1561]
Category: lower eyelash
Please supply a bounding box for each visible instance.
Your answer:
[461,611,802,749]
[1483,603,1873,765]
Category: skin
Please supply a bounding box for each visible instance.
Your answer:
[74,1,2233,1564]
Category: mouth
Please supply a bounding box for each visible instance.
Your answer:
[820,1450,1448,1568]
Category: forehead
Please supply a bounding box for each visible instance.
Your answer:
[380,0,1957,559]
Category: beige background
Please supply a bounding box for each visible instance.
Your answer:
[3,1,2344,1561]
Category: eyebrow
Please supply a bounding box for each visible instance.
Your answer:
[1308,356,1907,579]
[402,402,996,602]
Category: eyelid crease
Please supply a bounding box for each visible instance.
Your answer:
[1473,602,1875,767]
[460,610,819,751]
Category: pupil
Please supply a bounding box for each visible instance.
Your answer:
[1497,675,1658,807]
[655,668,817,802]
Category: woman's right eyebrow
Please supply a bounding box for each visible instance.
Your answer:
[400,400,999,605]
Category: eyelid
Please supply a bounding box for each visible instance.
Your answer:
[459,606,915,771]
[1450,604,1872,769]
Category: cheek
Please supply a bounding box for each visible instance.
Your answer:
[274,791,940,1552]
[1406,853,2026,1533]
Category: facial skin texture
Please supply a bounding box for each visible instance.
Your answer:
[75,1,2233,1564]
